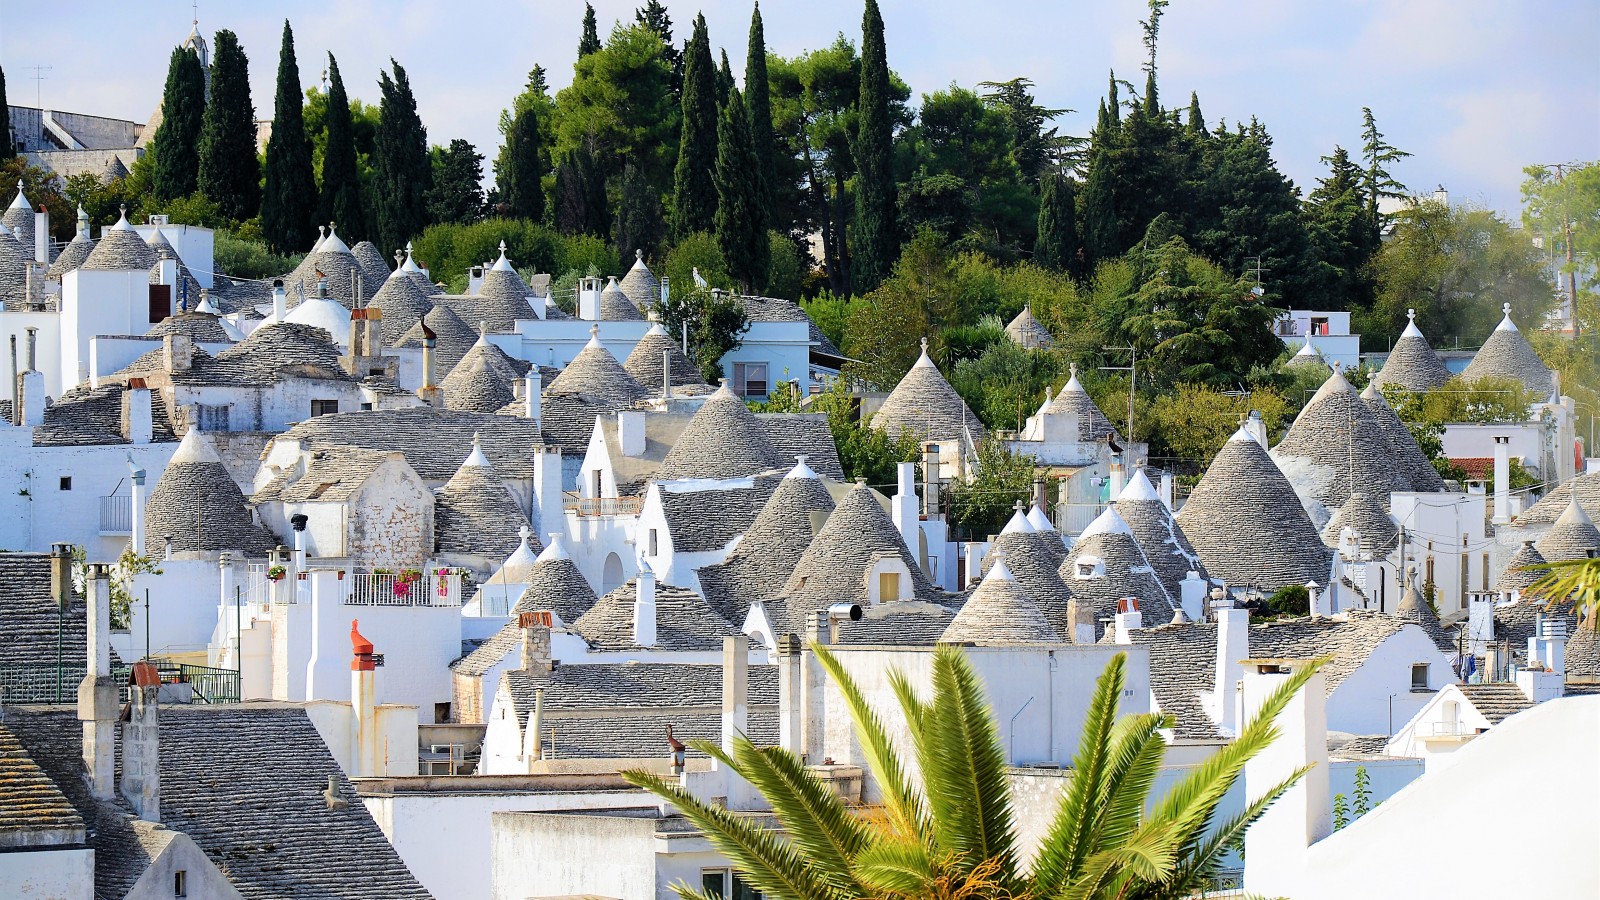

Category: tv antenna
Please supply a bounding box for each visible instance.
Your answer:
[27,65,51,109]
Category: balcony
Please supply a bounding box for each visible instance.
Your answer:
[566,496,643,517]
[346,570,464,608]
[99,494,132,535]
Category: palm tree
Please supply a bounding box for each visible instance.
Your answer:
[624,645,1325,899]
[1526,555,1600,627]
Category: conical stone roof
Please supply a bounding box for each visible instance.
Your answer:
[1461,305,1555,399]
[1112,469,1209,601]
[1004,304,1053,349]
[1060,507,1174,632]
[1360,383,1446,492]
[597,277,643,320]
[1510,471,1600,528]
[284,228,382,309]
[512,535,599,624]
[101,155,130,183]
[1174,426,1331,592]
[433,436,531,559]
[1535,498,1600,562]
[696,457,837,623]
[396,305,478,375]
[871,338,984,444]
[144,429,277,556]
[657,383,780,480]
[147,311,234,344]
[1271,368,1408,525]
[398,243,444,296]
[1394,581,1452,651]
[370,269,437,344]
[624,322,707,392]
[443,333,526,413]
[0,226,30,306]
[1321,492,1398,556]
[617,250,660,311]
[350,241,391,285]
[545,327,649,406]
[942,560,1060,644]
[979,527,1074,630]
[1496,541,1547,594]
[82,211,158,271]
[1370,312,1451,391]
[3,184,34,247]
[1046,364,1119,442]
[47,230,95,279]
[1283,340,1331,374]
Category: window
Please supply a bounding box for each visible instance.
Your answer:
[173,870,187,897]
[1425,555,1435,586]
[648,529,658,556]
[878,571,900,602]
[58,476,71,491]
[195,404,230,432]
[703,870,762,900]
[1482,553,1490,590]
[148,284,171,324]
[310,399,339,418]
[1311,316,1329,335]
[591,469,603,499]
[733,362,769,398]
[1411,664,1430,691]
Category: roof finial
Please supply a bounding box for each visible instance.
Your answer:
[1503,302,1511,317]
[499,240,507,254]
[480,320,488,338]
[1069,362,1078,378]
[472,431,481,448]
[920,336,929,354]
[636,248,643,261]
[1406,307,1416,323]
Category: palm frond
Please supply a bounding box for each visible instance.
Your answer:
[1523,557,1600,621]
[1053,825,1180,900]
[1029,652,1128,888]
[812,643,930,841]
[1154,767,1312,899]
[1085,712,1169,861]
[851,836,942,898]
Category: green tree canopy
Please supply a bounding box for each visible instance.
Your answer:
[261,21,316,254]
[426,139,484,225]
[316,54,365,241]
[373,58,432,253]
[197,30,260,221]
[851,0,899,292]
[578,3,601,57]
[555,23,676,217]
[151,45,206,202]
[715,88,768,292]
[671,14,718,239]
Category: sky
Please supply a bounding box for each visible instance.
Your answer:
[2,0,1595,217]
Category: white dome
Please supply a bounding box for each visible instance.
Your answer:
[284,294,352,346]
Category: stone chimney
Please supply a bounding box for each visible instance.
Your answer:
[120,661,161,821]
[1159,471,1175,511]
[8,334,18,425]
[1113,597,1142,644]
[79,563,118,800]
[1491,435,1511,524]
[634,562,657,647]
[533,452,564,540]
[163,333,194,374]
[1065,597,1097,645]
[1108,451,1126,498]
[1242,658,1330,898]
[1209,602,1249,737]
[617,409,646,457]
[524,370,540,424]
[1245,410,1268,447]
[1518,614,1568,703]
[417,319,442,407]
[129,457,147,552]
[121,377,154,445]
[519,613,553,674]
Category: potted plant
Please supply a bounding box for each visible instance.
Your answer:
[266,565,287,583]
[393,568,423,598]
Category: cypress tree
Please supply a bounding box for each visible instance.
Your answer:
[317,55,365,241]
[556,147,608,238]
[1185,91,1205,136]
[261,21,316,255]
[851,0,898,292]
[373,59,432,253]
[578,4,602,58]
[1106,71,1121,128]
[671,14,718,239]
[151,46,206,202]
[745,2,776,227]
[426,139,485,225]
[614,161,663,261]
[714,88,766,292]
[716,50,734,109]
[0,68,14,160]
[498,105,545,222]
[1035,173,1081,277]
[198,30,260,221]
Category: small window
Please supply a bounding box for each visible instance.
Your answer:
[148,284,171,324]
[58,476,72,491]
[591,469,603,499]
[733,362,769,398]
[878,571,900,602]
[648,529,659,556]
[310,399,339,417]
[703,871,728,899]
[173,870,187,897]
[1411,663,1430,691]
[196,404,230,432]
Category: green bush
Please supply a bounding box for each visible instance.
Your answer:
[409,218,616,287]
[1265,584,1310,617]
[214,231,302,280]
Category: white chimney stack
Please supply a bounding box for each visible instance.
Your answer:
[1242,659,1330,898]
[1113,597,1142,644]
[351,619,382,776]
[1108,452,1126,498]
[524,370,541,423]
[1179,570,1207,621]
[721,634,752,807]
[271,279,287,323]
[891,461,920,558]
[1492,435,1511,524]
[1159,471,1175,511]
[130,459,147,553]
[633,561,657,647]
[80,563,118,800]
[1209,603,1249,737]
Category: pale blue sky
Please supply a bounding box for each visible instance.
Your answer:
[3,1,1595,216]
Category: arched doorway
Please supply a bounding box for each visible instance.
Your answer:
[602,552,625,594]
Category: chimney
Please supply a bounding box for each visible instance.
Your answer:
[722,634,752,807]
[120,662,161,821]
[1065,597,1096,644]
[1307,580,1327,617]
[1529,615,1568,677]
[662,349,671,399]
[1491,436,1511,524]
[350,619,381,777]
[8,334,17,425]
[1245,410,1268,447]
[129,458,148,552]
[1179,570,1207,621]
[122,378,154,445]
[519,613,552,674]
[18,368,43,428]
[533,452,564,540]
[775,633,803,754]
[1108,451,1126,498]
[1159,471,1175,511]
[365,307,382,356]
[163,333,194,374]
[524,370,541,423]
[891,461,920,555]
[34,205,49,264]
[417,320,442,407]
[290,513,309,577]
[634,562,657,647]
[50,544,73,609]
[157,251,178,290]
[1113,597,1142,644]
[617,409,646,457]
[271,279,287,322]
[1211,601,1249,737]
[922,443,941,516]
[347,307,364,358]
[530,687,546,761]
[79,563,117,800]
[1241,659,1330,898]
[25,326,37,372]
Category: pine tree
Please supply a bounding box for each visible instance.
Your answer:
[1192,121,1318,302]
[851,0,898,292]
[197,30,260,221]
[745,2,777,226]
[635,1,681,98]
[671,14,718,239]
[317,54,364,241]
[261,21,316,255]
[151,45,206,202]
[715,89,767,292]
[1106,71,1122,128]
[426,139,484,225]
[1185,91,1205,136]
[1307,145,1378,309]
[614,161,663,261]
[1035,173,1081,277]
[1360,107,1411,237]
[0,68,15,160]
[373,59,432,253]
[498,104,545,222]
[578,4,602,58]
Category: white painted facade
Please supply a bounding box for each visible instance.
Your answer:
[1275,309,1361,369]
[0,847,94,899]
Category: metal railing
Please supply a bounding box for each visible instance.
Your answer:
[0,666,87,704]
[99,494,132,534]
[346,571,463,607]
[566,496,643,517]
[0,662,239,704]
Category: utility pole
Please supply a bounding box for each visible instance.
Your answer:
[26,65,51,110]
[1099,346,1138,440]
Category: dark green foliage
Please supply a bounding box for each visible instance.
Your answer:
[613,161,662,261]
[1265,584,1310,617]
[1360,107,1410,236]
[373,59,432,253]
[901,85,1035,259]
[1191,122,1320,302]
[261,21,316,254]
[714,88,768,292]
[716,50,734,109]
[655,278,752,382]
[979,77,1071,185]
[498,105,545,222]
[411,217,617,286]
[745,3,777,227]
[1035,173,1080,276]
[197,30,260,221]
[1080,142,1118,268]
[851,0,898,292]
[947,437,1040,537]
[151,46,206,201]
[672,14,718,239]
[1140,0,1168,113]
[427,139,484,225]
[635,1,682,98]
[578,3,602,57]
[0,68,11,160]
[1306,145,1376,309]
[317,55,365,240]
[555,147,608,237]
[1185,91,1205,135]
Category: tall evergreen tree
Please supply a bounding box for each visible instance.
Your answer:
[261,21,316,254]
[317,55,364,240]
[745,2,777,225]
[426,139,484,225]
[614,161,663,261]
[373,59,432,253]
[1307,145,1377,309]
[671,14,718,239]
[1185,91,1205,136]
[715,88,767,292]
[556,147,608,238]
[1035,173,1081,277]
[1360,107,1411,236]
[635,1,682,98]
[498,104,545,222]
[979,77,1068,186]
[578,4,602,58]
[851,0,898,292]
[716,50,734,109]
[0,68,11,160]
[1140,0,1168,113]
[197,30,260,220]
[1192,122,1318,302]
[151,46,206,202]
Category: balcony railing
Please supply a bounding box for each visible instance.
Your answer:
[99,494,132,535]
[566,496,643,517]
[346,570,463,607]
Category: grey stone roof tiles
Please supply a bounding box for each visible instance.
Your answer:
[145,431,279,556]
[1060,510,1175,634]
[81,219,157,272]
[1370,323,1452,391]
[450,621,522,677]
[369,270,437,345]
[1046,369,1119,442]
[1250,609,1414,689]
[1271,370,1409,523]
[545,333,650,406]
[657,385,782,480]
[1512,472,1600,527]
[1491,596,1577,662]
[0,721,83,839]
[1496,542,1547,593]
[597,277,643,320]
[1174,429,1332,592]
[1455,682,1533,725]
[0,230,31,308]
[0,553,91,677]
[618,252,660,310]
[740,295,841,356]
[186,322,350,387]
[1004,304,1053,349]
[1461,311,1554,398]
[941,561,1060,644]
[1322,491,1399,556]
[1566,624,1599,678]
[833,602,959,645]
[1534,498,1600,562]
[102,155,129,182]
[443,336,526,413]
[146,310,233,344]
[871,344,984,444]
[277,408,548,481]
[759,415,845,480]
[1360,383,1446,492]
[512,548,599,625]
[1113,473,1208,602]
[350,241,391,286]
[658,476,780,554]
[1393,583,1454,651]
[283,244,383,310]
[434,444,531,558]
[2,192,34,247]
[46,232,93,279]
[1122,621,1221,739]
[696,465,837,623]
[979,529,1074,629]
[573,578,740,651]
[396,303,479,375]
[624,326,708,391]
[34,380,179,447]
[433,290,536,335]
[539,391,621,453]
[259,447,393,503]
